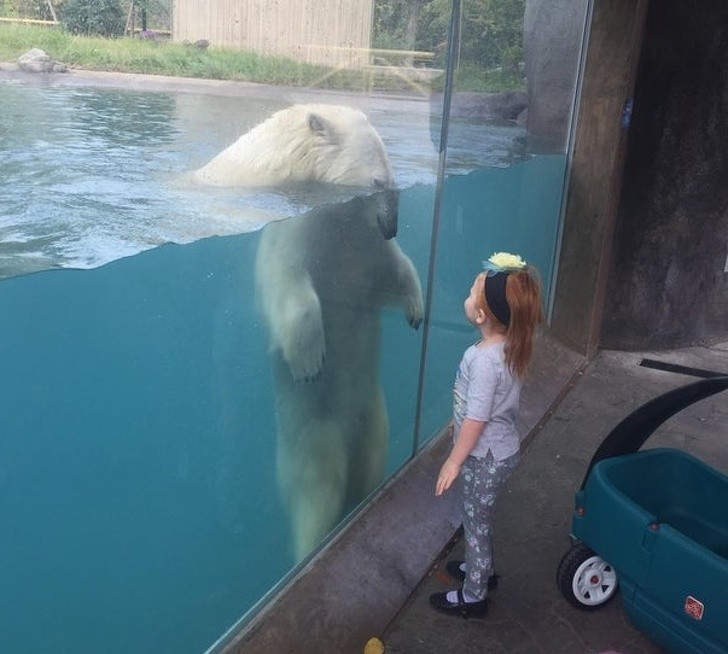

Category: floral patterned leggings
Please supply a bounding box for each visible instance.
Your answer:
[462,450,520,601]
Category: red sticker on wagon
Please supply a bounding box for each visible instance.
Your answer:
[684,596,704,621]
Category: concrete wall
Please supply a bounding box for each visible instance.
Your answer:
[600,0,728,349]
[550,0,648,355]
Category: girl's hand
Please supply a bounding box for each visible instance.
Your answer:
[435,458,461,496]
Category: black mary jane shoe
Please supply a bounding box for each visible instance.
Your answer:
[444,561,499,590]
[429,589,488,618]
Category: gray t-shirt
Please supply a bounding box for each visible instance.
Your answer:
[452,341,522,461]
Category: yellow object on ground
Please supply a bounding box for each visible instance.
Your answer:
[364,636,385,654]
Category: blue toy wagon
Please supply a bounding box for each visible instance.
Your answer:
[556,376,728,654]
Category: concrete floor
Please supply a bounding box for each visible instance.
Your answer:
[381,342,728,654]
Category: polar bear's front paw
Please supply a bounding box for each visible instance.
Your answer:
[274,275,326,382]
[406,293,424,330]
[283,332,326,383]
[407,308,423,329]
[288,347,325,383]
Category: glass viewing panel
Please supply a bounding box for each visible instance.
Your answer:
[0,0,588,652]
[418,0,590,444]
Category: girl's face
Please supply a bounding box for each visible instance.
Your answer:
[463,275,485,325]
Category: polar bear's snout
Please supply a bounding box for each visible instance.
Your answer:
[376,187,399,240]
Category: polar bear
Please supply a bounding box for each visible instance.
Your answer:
[195,104,424,561]
[193,103,398,193]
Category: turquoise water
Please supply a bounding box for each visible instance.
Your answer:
[0,78,567,653]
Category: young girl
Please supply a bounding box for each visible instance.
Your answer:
[430,252,543,618]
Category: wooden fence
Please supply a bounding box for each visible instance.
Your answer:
[0,16,57,25]
[172,0,374,68]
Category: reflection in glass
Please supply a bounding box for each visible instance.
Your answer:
[419,0,589,445]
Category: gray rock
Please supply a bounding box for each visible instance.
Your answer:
[453,90,528,122]
[18,48,67,73]
[430,90,528,122]
[523,0,588,146]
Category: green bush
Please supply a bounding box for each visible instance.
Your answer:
[373,0,525,77]
[0,0,52,20]
[60,0,125,37]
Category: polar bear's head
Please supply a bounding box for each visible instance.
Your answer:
[291,105,398,238]
[195,104,399,238]
[259,104,398,238]
[251,104,393,186]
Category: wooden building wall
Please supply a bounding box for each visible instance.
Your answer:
[172,0,374,67]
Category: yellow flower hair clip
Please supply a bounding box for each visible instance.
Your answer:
[483,251,527,273]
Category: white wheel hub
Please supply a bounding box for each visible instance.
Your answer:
[571,555,617,606]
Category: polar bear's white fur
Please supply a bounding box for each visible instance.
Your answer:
[196,104,424,561]
[193,103,395,189]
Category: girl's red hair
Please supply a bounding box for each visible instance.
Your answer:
[478,269,543,377]
[503,269,543,377]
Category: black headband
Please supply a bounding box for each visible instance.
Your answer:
[484,272,510,326]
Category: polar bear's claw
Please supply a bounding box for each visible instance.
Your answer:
[303,370,322,384]
[409,315,423,329]
[288,355,324,383]
[406,296,424,330]
[285,341,325,383]
[301,354,325,384]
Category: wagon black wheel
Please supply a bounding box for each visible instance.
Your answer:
[557,542,618,610]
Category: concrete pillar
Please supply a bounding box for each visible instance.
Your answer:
[550,0,648,354]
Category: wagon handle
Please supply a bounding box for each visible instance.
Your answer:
[579,375,728,490]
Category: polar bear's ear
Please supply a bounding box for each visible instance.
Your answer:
[308,112,335,141]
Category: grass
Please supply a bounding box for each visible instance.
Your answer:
[0,23,433,92]
[0,22,524,93]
